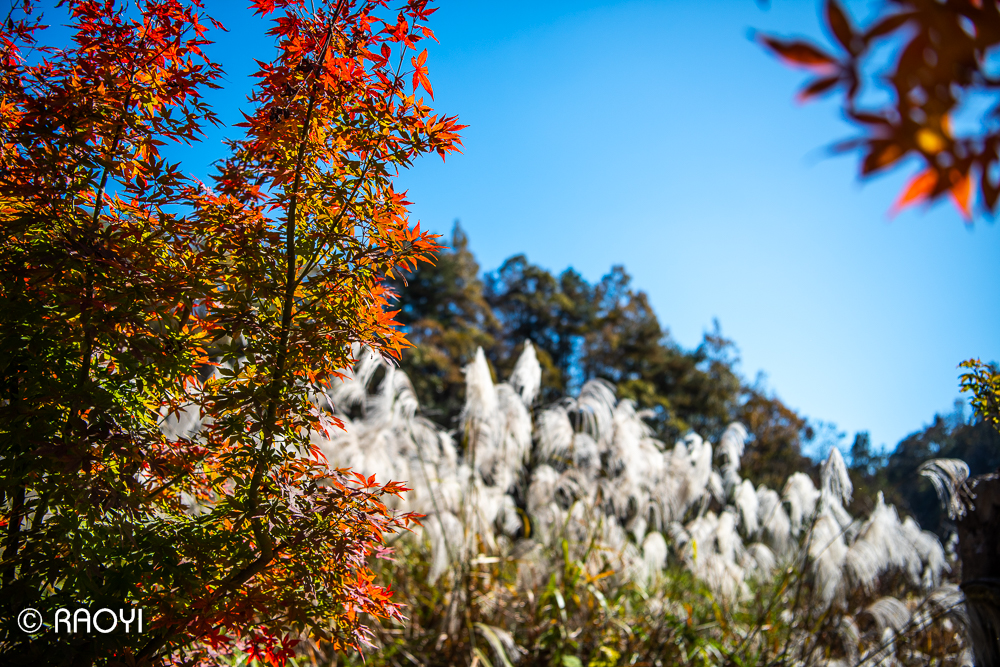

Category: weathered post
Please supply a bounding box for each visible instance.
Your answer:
[957,472,1000,667]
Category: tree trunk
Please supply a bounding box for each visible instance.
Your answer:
[958,472,1000,667]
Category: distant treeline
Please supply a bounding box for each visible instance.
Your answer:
[389,224,1000,536]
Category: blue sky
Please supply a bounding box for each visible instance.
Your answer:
[387,0,999,455]
[67,0,999,454]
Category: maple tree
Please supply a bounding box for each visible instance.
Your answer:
[0,0,462,664]
[759,0,1000,221]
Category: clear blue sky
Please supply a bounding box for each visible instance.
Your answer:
[136,1,1000,454]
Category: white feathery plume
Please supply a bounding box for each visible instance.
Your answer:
[576,379,617,446]
[366,364,419,427]
[650,471,686,528]
[667,521,690,550]
[816,449,856,551]
[926,583,968,629]
[530,502,566,547]
[863,596,911,635]
[554,468,595,511]
[809,513,848,606]
[508,342,542,406]
[685,512,746,599]
[464,481,507,551]
[719,422,748,468]
[629,514,649,545]
[527,465,559,516]
[608,399,655,471]
[734,479,760,537]
[408,427,461,514]
[699,553,747,602]
[839,616,861,666]
[684,512,719,564]
[843,534,885,596]
[426,511,466,584]
[328,345,383,412]
[708,471,726,505]
[571,432,601,472]
[741,542,777,577]
[496,494,523,537]
[311,337,967,626]
[661,434,712,519]
[682,433,714,500]
[715,509,744,565]
[821,447,853,507]
[607,400,672,531]
[845,492,920,595]
[536,405,574,463]
[900,516,948,589]
[918,458,971,521]
[784,472,820,535]
[430,472,465,516]
[482,383,532,491]
[718,423,748,496]
[756,486,792,555]
[599,473,638,526]
[461,347,500,461]
[639,531,668,586]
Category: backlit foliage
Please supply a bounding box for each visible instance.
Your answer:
[759,0,1000,220]
[0,0,461,663]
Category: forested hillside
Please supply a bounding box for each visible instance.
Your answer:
[389,224,1000,535]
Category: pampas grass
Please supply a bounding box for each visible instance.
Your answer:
[286,344,970,667]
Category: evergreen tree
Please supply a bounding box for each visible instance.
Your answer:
[392,228,818,491]
[390,223,496,425]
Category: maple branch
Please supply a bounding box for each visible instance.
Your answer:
[294,31,413,289]
[196,14,349,656]
[70,9,195,439]
[246,25,332,574]
[136,476,385,664]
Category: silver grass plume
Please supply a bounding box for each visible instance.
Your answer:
[839,616,861,666]
[639,531,669,586]
[783,472,820,535]
[926,583,968,630]
[674,433,714,507]
[718,422,748,496]
[809,513,849,606]
[845,492,920,595]
[508,341,541,406]
[918,458,971,520]
[576,379,617,446]
[821,447,853,506]
[461,347,500,458]
[536,406,574,464]
[858,597,910,667]
[756,485,792,555]
[741,542,777,577]
[900,515,948,589]
[308,339,955,623]
[734,478,760,537]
